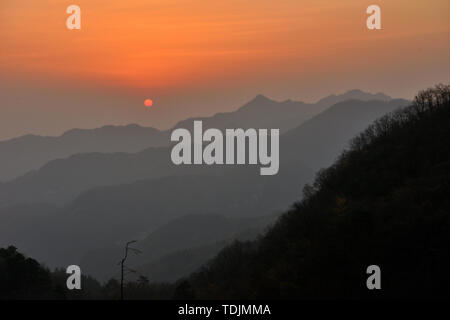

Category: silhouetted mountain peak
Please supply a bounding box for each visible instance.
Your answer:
[346,89,364,95]
[317,89,392,108]
[253,94,271,102]
[236,94,274,111]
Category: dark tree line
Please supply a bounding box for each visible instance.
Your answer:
[0,246,175,300]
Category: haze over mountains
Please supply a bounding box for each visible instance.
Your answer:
[0,89,410,281]
[0,125,168,182]
[0,98,409,208]
[0,89,393,182]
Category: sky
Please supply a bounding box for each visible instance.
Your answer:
[0,0,449,140]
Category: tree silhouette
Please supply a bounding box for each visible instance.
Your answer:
[118,240,141,300]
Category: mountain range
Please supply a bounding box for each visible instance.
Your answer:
[2,85,448,300]
[0,89,410,281]
[0,89,393,182]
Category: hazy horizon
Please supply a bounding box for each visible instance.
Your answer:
[1,0,449,139]
[0,85,407,141]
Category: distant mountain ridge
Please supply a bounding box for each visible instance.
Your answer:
[0,89,398,182]
[0,98,411,276]
[0,124,168,182]
[315,89,391,107]
[283,98,410,171]
[0,98,409,208]
[0,89,411,282]
[172,90,394,133]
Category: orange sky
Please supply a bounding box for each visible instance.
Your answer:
[0,0,449,139]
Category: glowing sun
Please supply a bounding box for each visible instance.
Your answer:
[144,99,153,107]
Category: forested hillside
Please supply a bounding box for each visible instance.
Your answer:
[180,84,450,299]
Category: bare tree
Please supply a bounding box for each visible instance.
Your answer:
[118,240,141,300]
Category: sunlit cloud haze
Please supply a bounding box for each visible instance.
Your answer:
[0,0,449,139]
